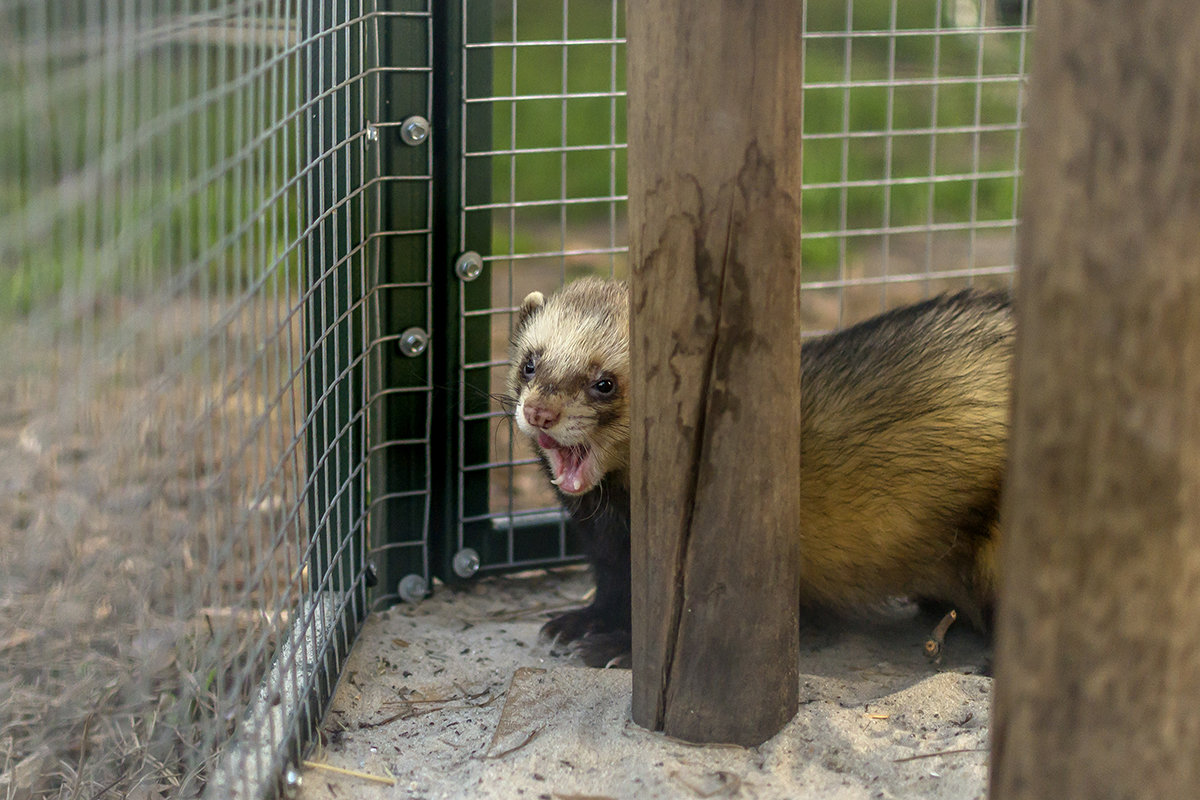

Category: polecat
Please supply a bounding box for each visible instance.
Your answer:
[506,277,1012,667]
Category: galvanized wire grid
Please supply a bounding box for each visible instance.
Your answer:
[463,0,1030,558]
[457,0,628,571]
[800,0,1030,332]
[0,1,390,797]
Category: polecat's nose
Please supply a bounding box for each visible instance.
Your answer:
[523,402,560,430]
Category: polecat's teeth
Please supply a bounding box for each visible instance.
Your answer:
[550,476,563,486]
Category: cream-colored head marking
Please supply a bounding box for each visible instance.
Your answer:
[507,278,630,495]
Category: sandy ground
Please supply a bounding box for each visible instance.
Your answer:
[297,570,991,800]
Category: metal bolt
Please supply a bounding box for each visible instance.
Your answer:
[364,123,379,145]
[398,573,428,604]
[452,548,481,578]
[364,560,379,588]
[398,327,428,357]
[400,115,430,146]
[454,251,484,282]
[282,765,302,798]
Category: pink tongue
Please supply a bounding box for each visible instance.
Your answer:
[557,447,586,492]
[537,433,587,493]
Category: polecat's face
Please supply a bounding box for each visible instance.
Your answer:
[506,279,630,496]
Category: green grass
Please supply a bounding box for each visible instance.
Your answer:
[489,0,627,225]
[2,1,1028,316]
[490,0,1027,271]
[1,39,305,318]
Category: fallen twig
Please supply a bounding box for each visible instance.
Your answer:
[923,609,958,662]
[301,760,396,786]
[894,747,988,763]
[85,775,123,800]
[484,600,589,622]
[484,728,541,759]
[361,687,498,728]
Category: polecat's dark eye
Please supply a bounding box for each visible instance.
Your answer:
[592,377,616,397]
[521,355,537,380]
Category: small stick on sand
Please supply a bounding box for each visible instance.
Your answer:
[301,760,397,786]
[894,746,988,763]
[484,728,542,759]
[923,609,958,663]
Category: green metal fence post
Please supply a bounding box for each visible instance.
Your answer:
[367,1,438,605]
[429,0,494,583]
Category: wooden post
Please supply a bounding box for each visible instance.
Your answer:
[627,0,803,746]
[991,1,1200,797]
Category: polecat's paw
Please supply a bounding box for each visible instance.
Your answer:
[540,606,611,645]
[572,631,631,669]
[540,608,631,667]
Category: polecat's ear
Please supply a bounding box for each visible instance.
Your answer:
[515,291,545,332]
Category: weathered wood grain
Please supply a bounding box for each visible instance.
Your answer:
[627,0,804,746]
[991,1,1200,797]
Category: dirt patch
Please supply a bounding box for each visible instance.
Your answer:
[297,570,992,800]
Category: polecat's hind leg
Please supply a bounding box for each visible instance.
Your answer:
[971,519,1001,629]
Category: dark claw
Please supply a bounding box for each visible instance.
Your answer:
[572,631,631,668]
[540,606,632,667]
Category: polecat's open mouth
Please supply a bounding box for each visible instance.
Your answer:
[537,432,597,495]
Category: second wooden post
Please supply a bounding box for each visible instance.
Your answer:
[627,0,804,746]
[991,0,1200,796]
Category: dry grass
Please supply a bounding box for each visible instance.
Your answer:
[0,308,297,799]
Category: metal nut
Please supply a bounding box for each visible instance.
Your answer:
[400,115,430,146]
[454,251,484,282]
[398,574,428,604]
[452,548,481,578]
[398,327,428,357]
[282,765,302,798]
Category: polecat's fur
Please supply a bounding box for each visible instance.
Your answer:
[507,277,1012,666]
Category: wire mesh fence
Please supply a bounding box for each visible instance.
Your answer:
[0,0,1030,797]
[467,0,1030,573]
[799,0,1030,328]
[1,1,380,797]
[451,0,629,583]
